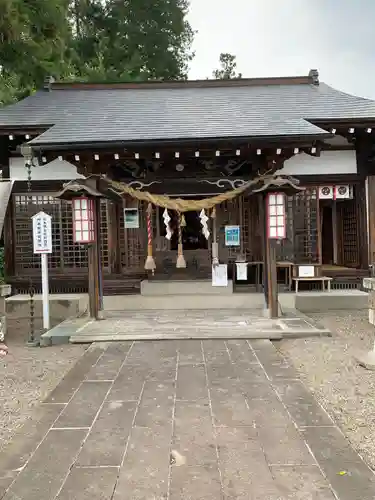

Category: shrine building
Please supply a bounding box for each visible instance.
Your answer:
[0,69,374,306]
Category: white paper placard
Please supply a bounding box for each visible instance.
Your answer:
[298,265,315,278]
[32,211,52,254]
[236,262,248,281]
[212,264,228,287]
[225,225,240,246]
[124,208,140,228]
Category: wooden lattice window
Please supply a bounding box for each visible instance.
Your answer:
[339,199,359,266]
[242,195,261,261]
[14,194,61,271]
[218,198,241,263]
[13,193,109,273]
[60,198,88,269]
[120,197,147,270]
[287,188,319,263]
[276,196,295,262]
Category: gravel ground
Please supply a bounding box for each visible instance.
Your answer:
[277,310,375,469]
[0,329,86,450]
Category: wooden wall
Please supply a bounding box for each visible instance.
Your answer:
[367,176,375,265]
[5,177,368,286]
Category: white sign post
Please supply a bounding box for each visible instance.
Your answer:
[32,211,52,330]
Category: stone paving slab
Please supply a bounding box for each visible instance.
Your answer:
[0,339,374,499]
[41,309,331,344]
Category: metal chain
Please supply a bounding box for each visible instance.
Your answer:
[26,159,36,346]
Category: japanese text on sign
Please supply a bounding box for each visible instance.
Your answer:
[32,211,52,254]
[225,225,240,246]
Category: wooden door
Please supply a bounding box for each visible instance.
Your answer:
[337,200,359,268]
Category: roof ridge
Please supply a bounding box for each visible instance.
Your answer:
[320,82,375,104]
[49,74,316,91]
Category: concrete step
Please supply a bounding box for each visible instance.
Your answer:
[103,293,264,311]
[141,279,234,296]
[69,330,283,343]
[279,290,368,312]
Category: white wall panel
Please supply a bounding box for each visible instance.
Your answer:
[9,157,84,181]
[280,150,357,176]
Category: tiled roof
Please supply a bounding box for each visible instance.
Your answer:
[0,74,375,146]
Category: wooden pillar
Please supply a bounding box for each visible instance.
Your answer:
[3,200,15,278]
[107,201,121,274]
[259,195,266,297]
[268,240,278,318]
[261,194,278,318]
[358,180,369,269]
[332,200,338,265]
[366,175,375,265]
[366,176,375,266]
[88,242,99,319]
[87,197,101,320]
[94,197,104,313]
[316,196,323,265]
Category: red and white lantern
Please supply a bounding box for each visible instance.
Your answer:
[266,192,286,240]
[72,196,96,243]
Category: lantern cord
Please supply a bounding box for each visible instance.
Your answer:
[144,203,156,273]
[211,207,219,267]
[176,212,186,268]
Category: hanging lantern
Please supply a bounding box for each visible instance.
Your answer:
[72,196,96,243]
[266,192,286,240]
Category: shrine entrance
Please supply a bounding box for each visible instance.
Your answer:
[168,211,209,252]
[153,206,211,279]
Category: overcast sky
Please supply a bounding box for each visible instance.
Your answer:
[187,0,375,99]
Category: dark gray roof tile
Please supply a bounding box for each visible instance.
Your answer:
[0,79,374,145]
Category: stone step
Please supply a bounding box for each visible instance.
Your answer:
[279,290,368,312]
[69,329,283,343]
[103,293,264,311]
[140,279,234,296]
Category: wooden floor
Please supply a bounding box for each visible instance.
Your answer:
[322,265,357,271]
[8,264,369,296]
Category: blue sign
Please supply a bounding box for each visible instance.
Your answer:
[225,225,240,246]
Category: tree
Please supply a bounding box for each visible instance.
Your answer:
[0,0,195,103]
[0,0,74,101]
[71,0,195,82]
[213,53,242,80]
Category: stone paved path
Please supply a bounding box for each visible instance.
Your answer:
[0,339,374,499]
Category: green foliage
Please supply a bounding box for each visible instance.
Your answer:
[0,0,195,102]
[0,0,74,100]
[213,53,242,80]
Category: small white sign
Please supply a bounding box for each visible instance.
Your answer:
[236,262,248,281]
[225,225,240,246]
[32,211,52,254]
[124,208,140,229]
[298,265,315,278]
[212,264,228,287]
